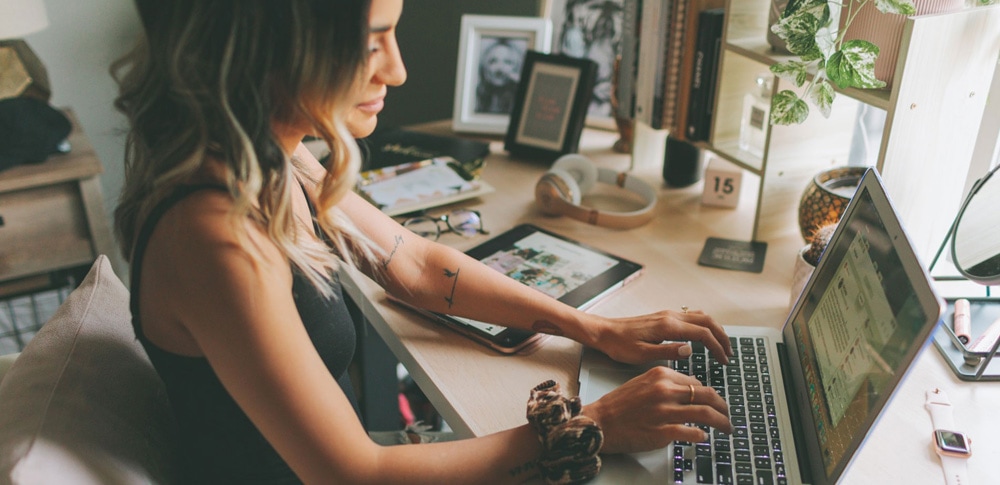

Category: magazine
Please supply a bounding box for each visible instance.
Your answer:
[356,156,494,216]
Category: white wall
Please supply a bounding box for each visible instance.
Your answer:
[22,0,142,234]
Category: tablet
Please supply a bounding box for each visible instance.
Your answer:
[390,224,643,353]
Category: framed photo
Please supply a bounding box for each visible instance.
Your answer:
[452,15,553,135]
[541,0,625,129]
[504,51,597,162]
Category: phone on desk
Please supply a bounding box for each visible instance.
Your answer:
[388,224,643,354]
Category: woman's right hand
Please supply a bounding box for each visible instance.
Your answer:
[581,366,733,455]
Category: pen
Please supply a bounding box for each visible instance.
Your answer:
[358,159,435,186]
[953,298,971,345]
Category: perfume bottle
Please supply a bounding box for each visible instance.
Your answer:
[738,74,773,158]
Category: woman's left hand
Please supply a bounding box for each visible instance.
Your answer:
[589,309,733,365]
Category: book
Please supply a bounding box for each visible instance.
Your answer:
[669,0,725,141]
[357,127,490,171]
[660,0,688,133]
[615,0,641,121]
[685,8,725,141]
[633,0,671,128]
[356,156,494,217]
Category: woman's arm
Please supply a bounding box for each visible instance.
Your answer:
[294,144,732,364]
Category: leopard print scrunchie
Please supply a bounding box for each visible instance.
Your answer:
[526,380,603,484]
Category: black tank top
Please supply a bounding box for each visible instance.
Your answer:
[130,184,361,484]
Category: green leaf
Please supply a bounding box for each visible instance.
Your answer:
[875,0,917,15]
[770,60,810,87]
[826,40,886,89]
[772,12,824,61]
[770,90,810,125]
[808,80,836,118]
[782,0,829,23]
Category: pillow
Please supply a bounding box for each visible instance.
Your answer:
[0,255,179,484]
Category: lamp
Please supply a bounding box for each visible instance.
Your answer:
[0,0,52,101]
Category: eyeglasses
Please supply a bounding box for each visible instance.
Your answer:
[402,209,489,240]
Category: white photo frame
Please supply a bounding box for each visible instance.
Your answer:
[452,15,552,135]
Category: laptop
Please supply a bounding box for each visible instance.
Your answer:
[578,168,944,485]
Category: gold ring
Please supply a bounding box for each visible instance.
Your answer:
[688,384,696,404]
[681,306,689,314]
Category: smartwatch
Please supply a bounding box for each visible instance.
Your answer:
[925,389,972,485]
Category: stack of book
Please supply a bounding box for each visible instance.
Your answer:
[621,0,726,143]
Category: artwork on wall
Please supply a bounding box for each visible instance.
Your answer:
[542,0,624,128]
[452,15,552,134]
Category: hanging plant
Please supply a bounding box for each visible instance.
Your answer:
[767,0,916,125]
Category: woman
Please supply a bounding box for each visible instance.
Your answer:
[113,1,733,483]
[475,38,523,114]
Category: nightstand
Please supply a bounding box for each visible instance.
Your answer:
[0,108,123,298]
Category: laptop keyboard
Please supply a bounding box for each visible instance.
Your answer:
[669,337,788,485]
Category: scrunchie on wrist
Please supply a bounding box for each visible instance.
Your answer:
[526,380,603,484]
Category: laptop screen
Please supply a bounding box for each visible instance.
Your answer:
[786,176,941,480]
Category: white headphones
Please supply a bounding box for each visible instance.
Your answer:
[534,154,657,229]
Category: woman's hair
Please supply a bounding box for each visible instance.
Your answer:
[112,0,378,294]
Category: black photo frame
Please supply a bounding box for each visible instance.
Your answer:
[504,51,597,162]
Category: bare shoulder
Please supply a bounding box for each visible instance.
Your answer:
[138,188,293,353]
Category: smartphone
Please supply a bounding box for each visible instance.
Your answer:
[389,224,643,354]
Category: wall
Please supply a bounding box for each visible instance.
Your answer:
[379,0,540,128]
[23,0,141,241]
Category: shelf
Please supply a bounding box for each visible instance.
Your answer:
[711,1,1000,258]
[724,38,892,111]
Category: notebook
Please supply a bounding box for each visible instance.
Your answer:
[578,168,944,485]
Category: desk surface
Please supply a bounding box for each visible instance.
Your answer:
[341,124,1000,484]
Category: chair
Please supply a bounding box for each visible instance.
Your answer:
[0,256,179,484]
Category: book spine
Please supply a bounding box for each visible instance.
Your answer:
[685,9,725,142]
[660,0,687,134]
[649,0,673,129]
[634,0,666,126]
[615,0,641,120]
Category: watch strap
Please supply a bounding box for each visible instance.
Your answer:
[925,388,969,485]
[925,388,956,429]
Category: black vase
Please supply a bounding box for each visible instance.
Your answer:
[662,136,702,188]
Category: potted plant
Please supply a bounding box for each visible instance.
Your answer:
[767,0,918,125]
[790,223,836,307]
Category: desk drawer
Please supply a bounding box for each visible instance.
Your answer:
[0,182,95,281]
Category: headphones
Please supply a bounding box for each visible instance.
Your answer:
[534,154,658,229]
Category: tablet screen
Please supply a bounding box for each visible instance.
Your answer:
[450,224,643,335]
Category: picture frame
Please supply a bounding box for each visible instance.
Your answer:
[452,15,552,135]
[504,51,597,162]
[541,0,625,129]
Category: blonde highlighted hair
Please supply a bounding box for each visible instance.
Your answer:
[112,0,378,295]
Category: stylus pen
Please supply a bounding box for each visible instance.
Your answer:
[953,298,971,345]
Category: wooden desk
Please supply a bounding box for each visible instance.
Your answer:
[340,125,1000,483]
[0,109,123,296]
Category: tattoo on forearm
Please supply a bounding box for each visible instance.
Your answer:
[443,267,460,308]
[508,459,538,478]
[381,235,404,270]
[532,320,565,336]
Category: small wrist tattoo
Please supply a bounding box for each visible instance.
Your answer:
[443,267,460,308]
[381,234,404,270]
[508,459,538,478]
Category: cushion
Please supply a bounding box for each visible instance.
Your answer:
[0,255,178,484]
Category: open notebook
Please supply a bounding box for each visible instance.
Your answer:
[579,168,944,484]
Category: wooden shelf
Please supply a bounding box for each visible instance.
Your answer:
[708,0,1000,260]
